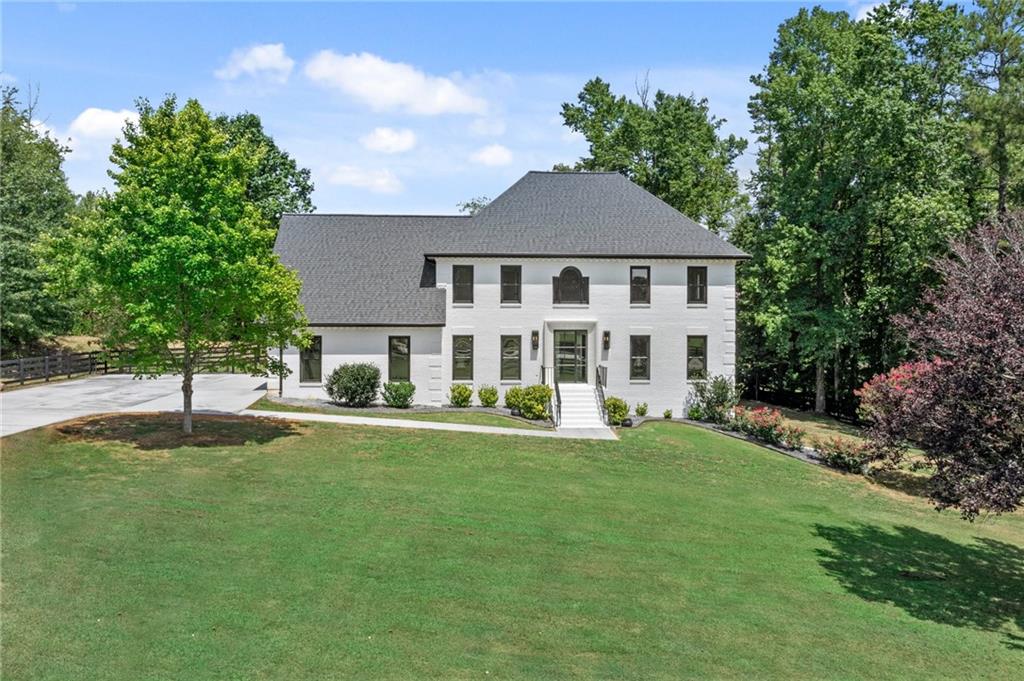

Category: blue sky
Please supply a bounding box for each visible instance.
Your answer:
[4,1,882,213]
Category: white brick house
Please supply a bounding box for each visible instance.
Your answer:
[274,171,747,423]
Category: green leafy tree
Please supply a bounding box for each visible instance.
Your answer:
[215,112,315,224]
[0,88,75,354]
[737,1,979,412]
[457,196,490,215]
[965,0,1024,214]
[559,77,747,233]
[59,96,308,433]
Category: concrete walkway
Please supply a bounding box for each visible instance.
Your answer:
[242,409,618,440]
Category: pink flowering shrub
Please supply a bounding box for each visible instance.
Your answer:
[730,406,806,450]
[814,436,871,473]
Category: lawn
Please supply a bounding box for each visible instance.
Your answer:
[249,395,550,430]
[2,415,1022,680]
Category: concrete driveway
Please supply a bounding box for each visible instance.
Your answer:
[0,374,267,438]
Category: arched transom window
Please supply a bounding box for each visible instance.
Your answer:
[552,266,589,304]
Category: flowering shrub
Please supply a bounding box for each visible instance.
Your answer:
[814,437,871,473]
[688,375,741,424]
[448,383,473,407]
[477,385,499,408]
[730,406,805,450]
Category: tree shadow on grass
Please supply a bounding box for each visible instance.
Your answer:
[55,412,302,450]
[867,468,933,500]
[814,524,1024,649]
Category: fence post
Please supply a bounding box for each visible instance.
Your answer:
[44,355,50,382]
[19,358,24,385]
[67,354,72,379]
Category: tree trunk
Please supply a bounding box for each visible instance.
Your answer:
[815,359,826,414]
[182,346,194,435]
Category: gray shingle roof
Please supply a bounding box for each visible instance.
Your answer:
[275,171,748,325]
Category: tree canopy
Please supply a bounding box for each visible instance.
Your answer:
[0,88,75,354]
[56,96,308,433]
[559,77,747,233]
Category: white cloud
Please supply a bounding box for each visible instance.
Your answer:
[67,107,138,140]
[327,165,403,194]
[470,143,513,166]
[0,73,17,85]
[360,127,417,154]
[469,117,506,136]
[850,2,882,21]
[304,51,487,115]
[215,43,294,84]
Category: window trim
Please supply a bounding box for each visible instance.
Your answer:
[500,334,521,382]
[630,265,651,305]
[388,335,411,382]
[452,265,474,304]
[687,266,708,305]
[629,334,651,381]
[500,265,522,304]
[452,334,474,381]
[299,335,322,383]
[686,335,708,381]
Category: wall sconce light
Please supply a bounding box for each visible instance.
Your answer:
[603,330,611,350]
[531,330,540,350]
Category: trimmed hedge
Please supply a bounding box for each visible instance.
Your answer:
[504,386,525,410]
[478,385,499,408]
[382,381,416,408]
[326,363,380,407]
[449,383,473,407]
[604,396,629,425]
[520,384,553,420]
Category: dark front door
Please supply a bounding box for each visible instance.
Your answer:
[554,330,588,383]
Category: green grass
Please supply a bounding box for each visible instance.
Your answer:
[3,414,1022,680]
[249,395,550,430]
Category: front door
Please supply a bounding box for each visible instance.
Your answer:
[554,330,588,383]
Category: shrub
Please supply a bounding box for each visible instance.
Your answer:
[687,405,702,420]
[326,363,380,407]
[663,409,673,419]
[478,385,499,408]
[504,385,525,410]
[635,402,648,417]
[604,396,629,425]
[520,384,553,420]
[688,375,741,424]
[729,405,804,449]
[814,436,871,473]
[382,381,415,408]
[449,383,473,407]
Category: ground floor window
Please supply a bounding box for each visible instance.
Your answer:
[687,335,707,380]
[630,335,650,380]
[452,335,474,381]
[389,336,410,381]
[501,335,521,381]
[300,335,322,383]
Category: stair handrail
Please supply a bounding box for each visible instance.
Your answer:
[553,378,562,428]
[595,364,609,426]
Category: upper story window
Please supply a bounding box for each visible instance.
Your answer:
[688,266,707,305]
[630,266,650,304]
[501,265,521,304]
[552,266,589,305]
[453,265,474,304]
[300,335,322,383]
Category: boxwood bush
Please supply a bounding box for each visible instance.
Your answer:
[326,363,380,407]
[449,383,473,407]
[382,381,416,408]
[520,384,553,420]
[478,385,499,408]
[604,396,629,425]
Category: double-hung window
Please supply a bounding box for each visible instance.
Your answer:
[687,266,707,305]
[453,265,474,304]
[630,266,650,304]
[388,336,410,382]
[501,265,522,304]
[630,335,650,380]
[300,335,322,383]
[452,335,474,381]
[500,335,521,381]
[687,335,707,380]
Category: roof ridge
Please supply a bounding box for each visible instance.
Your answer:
[525,170,621,175]
[281,212,468,218]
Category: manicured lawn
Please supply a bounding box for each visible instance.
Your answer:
[249,395,550,430]
[3,415,1022,679]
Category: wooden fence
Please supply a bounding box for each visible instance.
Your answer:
[0,347,236,386]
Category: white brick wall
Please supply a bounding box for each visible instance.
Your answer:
[283,257,737,413]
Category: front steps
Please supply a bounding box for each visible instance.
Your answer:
[557,383,606,429]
